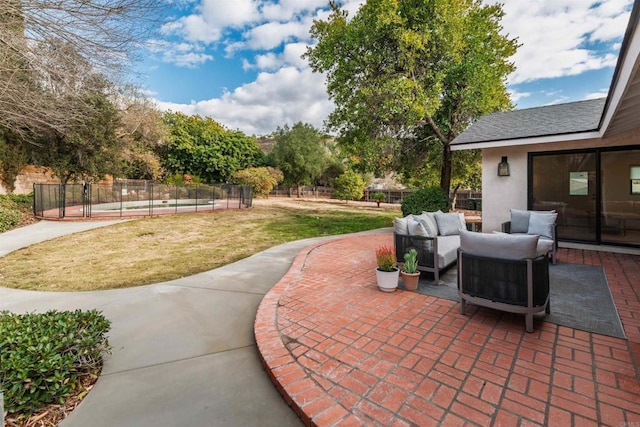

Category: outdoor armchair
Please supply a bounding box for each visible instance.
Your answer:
[502,209,558,264]
[457,230,551,333]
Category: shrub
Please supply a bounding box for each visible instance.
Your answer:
[0,196,22,232]
[0,310,112,416]
[401,187,450,216]
[333,171,365,202]
[371,192,386,207]
[163,173,203,185]
[233,166,283,198]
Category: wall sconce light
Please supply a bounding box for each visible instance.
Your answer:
[498,156,510,177]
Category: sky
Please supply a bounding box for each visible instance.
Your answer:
[139,0,635,136]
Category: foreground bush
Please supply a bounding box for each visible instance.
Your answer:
[401,187,451,216]
[0,310,111,416]
[0,193,33,232]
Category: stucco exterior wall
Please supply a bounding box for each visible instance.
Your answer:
[481,129,640,232]
[482,148,528,232]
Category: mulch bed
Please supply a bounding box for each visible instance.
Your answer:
[4,373,98,427]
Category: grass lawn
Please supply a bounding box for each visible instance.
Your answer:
[0,199,400,291]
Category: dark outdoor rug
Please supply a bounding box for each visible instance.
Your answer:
[403,263,626,339]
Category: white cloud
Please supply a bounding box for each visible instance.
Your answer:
[244,18,313,50]
[584,90,609,100]
[261,0,328,21]
[147,39,214,68]
[545,96,571,106]
[161,0,260,44]
[508,89,531,103]
[200,0,260,27]
[155,67,333,135]
[243,42,309,70]
[497,0,632,84]
[150,0,633,135]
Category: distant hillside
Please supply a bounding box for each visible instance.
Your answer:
[256,136,276,154]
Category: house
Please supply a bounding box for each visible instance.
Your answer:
[451,0,640,248]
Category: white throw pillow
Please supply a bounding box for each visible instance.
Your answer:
[393,216,410,235]
[407,218,434,237]
[435,212,464,236]
[458,212,467,231]
[527,212,558,240]
[413,213,438,237]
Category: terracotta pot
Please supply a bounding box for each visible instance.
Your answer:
[375,267,399,292]
[401,271,420,291]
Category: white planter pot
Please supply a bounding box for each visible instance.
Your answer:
[376,267,400,292]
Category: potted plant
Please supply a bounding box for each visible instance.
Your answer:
[401,248,420,291]
[375,245,399,292]
[372,192,386,207]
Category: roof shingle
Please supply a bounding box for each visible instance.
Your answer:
[451,98,606,146]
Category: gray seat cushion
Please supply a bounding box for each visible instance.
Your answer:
[436,235,460,268]
[497,232,553,257]
[460,230,538,260]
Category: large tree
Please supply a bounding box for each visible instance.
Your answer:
[0,0,161,139]
[268,122,329,197]
[30,76,122,184]
[117,92,168,181]
[161,112,265,183]
[306,0,518,195]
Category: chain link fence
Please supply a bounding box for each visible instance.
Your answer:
[268,185,481,209]
[33,182,253,219]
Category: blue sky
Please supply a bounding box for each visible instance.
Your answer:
[139,0,634,135]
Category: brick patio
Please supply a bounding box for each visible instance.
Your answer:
[254,233,640,426]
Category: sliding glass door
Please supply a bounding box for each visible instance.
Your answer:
[601,149,640,245]
[531,147,640,246]
[530,152,597,242]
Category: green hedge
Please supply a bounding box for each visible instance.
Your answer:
[0,310,111,415]
[401,187,451,216]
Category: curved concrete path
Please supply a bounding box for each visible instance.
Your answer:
[0,220,387,426]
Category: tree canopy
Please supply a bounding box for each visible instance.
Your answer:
[268,122,329,195]
[160,112,265,184]
[306,0,518,194]
[29,76,122,184]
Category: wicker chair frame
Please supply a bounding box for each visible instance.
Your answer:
[457,249,550,332]
[394,233,442,281]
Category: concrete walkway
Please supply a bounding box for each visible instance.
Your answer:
[0,220,387,426]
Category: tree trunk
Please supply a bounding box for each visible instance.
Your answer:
[440,141,452,199]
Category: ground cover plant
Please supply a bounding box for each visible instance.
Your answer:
[0,310,111,424]
[0,199,400,291]
[0,194,35,232]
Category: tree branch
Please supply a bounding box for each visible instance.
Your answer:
[426,116,448,144]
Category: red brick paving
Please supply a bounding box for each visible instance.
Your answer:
[255,234,640,426]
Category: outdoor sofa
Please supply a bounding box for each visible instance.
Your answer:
[457,230,551,333]
[394,211,467,282]
[501,209,558,264]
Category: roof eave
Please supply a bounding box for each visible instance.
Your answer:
[599,0,640,135]
[450,130,602,151]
